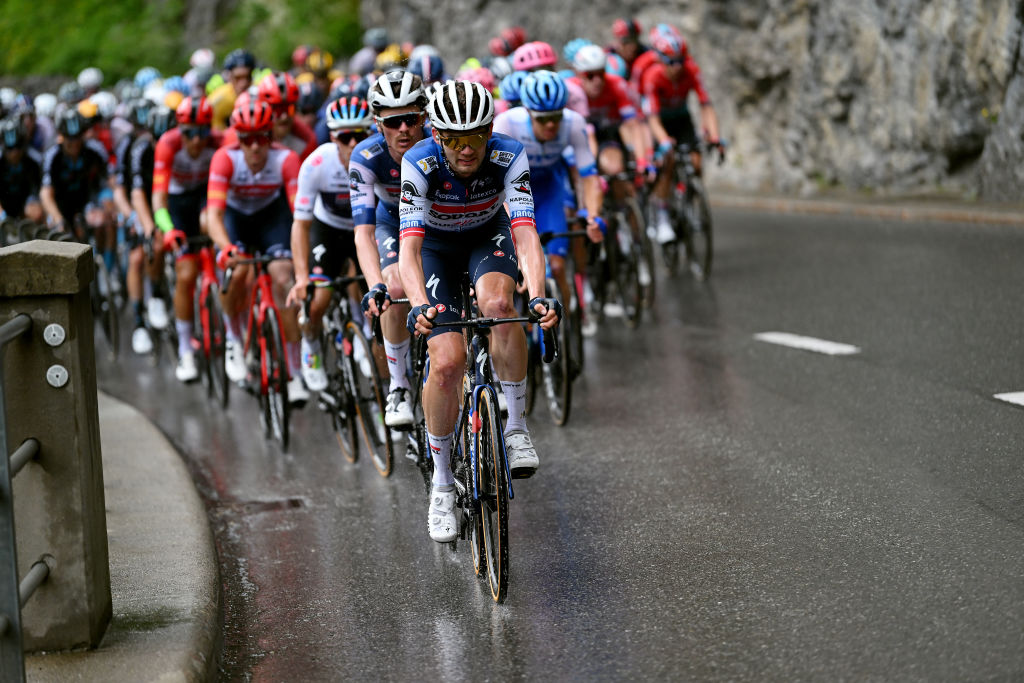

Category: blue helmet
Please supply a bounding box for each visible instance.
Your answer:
[409,54,444,84]
[519,70,568,112]
[498,71,528,105]
[134,66,162,90]
[605,53,629,79]
[163,75,189,95]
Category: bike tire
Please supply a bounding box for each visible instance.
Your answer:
[93,255,120,359]
[262,308,290,449]
[684,179,714,281]
[611,221,642,329]
[569,269,585,378]
[476,389,509,603]
[204,285,229,407]
[349,322,393,477]
[625,197,656,309]
[543,317,573,426]
[324,324,359,463]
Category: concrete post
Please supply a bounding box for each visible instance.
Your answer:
[0,240,111,651]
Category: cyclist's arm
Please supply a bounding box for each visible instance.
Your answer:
[700,104,721,144]
[39,186,62,226]
[397,234,428,308]
[151,137,175,232]
[206,149,232,250]
[685,59,721,143]
[398,155,431,309]
[288,217,312,306]
[503,153,545,301]
[131,187,156,236]
[354,223,384,286]
[647,112,673,148]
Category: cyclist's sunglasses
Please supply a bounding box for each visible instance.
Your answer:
[529,111,563,125]
[437,132,489,152]
[582,70,605,80]
[377,112,423,130]
[662,56,686,66]
[238,132,272,146]
[272,104,295,119]
[331,129,369,145]
[181,126,211,140]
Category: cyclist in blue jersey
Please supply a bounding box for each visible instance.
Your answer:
[493,70,605,312]
[349,70,430,428]
[399,80,560,543]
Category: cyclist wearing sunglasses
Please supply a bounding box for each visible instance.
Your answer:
[493,70,605,313]
[208,99,307,403]
[152,96,224,381]
[643,24,722,243]
[286,97,372,393]
[226,72,320,163]
[349,69,430,428]
[400,80,560,543]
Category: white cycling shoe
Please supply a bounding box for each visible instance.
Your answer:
[176,351,199,383]
[428,485,458,543]
[225,340,247,383]
[301,349,328,392]
[131,326,153,355]
[505,430,539,478]
[147,297,170,330]
[287,375,310,405]
[384,387,414,427]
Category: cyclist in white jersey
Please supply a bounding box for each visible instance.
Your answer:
[493,70,605,311]
[286,97,372,391]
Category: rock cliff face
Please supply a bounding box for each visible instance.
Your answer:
[362,0,1024,200]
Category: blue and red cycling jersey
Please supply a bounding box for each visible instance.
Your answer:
[398,133,535,239]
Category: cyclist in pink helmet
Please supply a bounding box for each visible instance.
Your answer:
[512,41,558,72]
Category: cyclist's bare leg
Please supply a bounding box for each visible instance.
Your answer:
[423,332,466,436]
[475,271,527,383]
[268,260,300,344]
[146,234,165,288]
[548,254,572,309]
[174,257,198,321]
[654,151,675,201]
[381,263,411,345]
[221,264,253,339]
[302,287,331,339]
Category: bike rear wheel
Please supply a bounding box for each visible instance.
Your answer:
[322,324,359,463]
[681,178,713,281]
[609,218,642,329]
[349,322,393,477]
[543,316,573,426]
[92,255,120,359]
[476,389,509,603]
[261,308,290,449]
[203,285,229,407]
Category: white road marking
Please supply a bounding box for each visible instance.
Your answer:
[754,332,861,356]
[994,392,1024,407]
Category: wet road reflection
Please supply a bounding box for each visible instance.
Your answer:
[99,208,1024,680]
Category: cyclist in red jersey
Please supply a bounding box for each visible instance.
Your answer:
[643,23,722,243]
[153,96,224,382]
[207,99,308,403]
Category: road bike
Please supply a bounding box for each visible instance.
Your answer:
[427,275,558,603]
[164,232,229,406]
[661,141,724,281]
[304,274,393,476]
[225,251,292,449]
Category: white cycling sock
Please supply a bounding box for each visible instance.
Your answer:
[384,338,411,391]
[224,312,242,342]
[176,319,193,357]
[143,278,153,302]
[499,377,528,434]
[300,335,321,362]
[428,431,454,487]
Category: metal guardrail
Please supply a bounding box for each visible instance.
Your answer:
[0,314,52,680]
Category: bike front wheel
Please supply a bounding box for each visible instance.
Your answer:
[261,308,290,449]
[682,178,713,281]
[475,389,509,603]
[349,322,393,477]
[324,324,359,463]
[203,284,229,407]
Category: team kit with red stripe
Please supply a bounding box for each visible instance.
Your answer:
[398,132,533,332]
[348,131,409,270]
[293,141,357,278]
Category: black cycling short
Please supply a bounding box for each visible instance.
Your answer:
[419,211,520,339]
[223,191,291,255]
[662,113,700,149]
[309,217,357,279]
[167,187,206,239]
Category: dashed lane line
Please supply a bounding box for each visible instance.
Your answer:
[754,332,861,356]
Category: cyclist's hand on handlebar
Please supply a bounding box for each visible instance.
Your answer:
[707,138,727,164]
[286,278,308,309]
[163,229,187,252]
[216,244,239,271]
[361,283,391,317]
[407,304,437,337]
[528,296,562,331]
[587,216,605,243]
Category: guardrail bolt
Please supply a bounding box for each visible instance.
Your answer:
[43,324,66,347]
[45,365,69,388]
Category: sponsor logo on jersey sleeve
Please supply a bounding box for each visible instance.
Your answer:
[512,170,531,194]
[349,168,364,185]
[416,156,438,174]
[400,180,420,205]
[490,150,515,166]
[360,143,384,160]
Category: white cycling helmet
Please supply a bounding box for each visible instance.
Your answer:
[90,91,118,120]
[425,80,494,132]
[572,44,608,72]
[0,88,17,111]
[77,67,104,91]
[368,69,427,112]
[143,79,166,106]
[190,48,216,69]
[33,93,57,119]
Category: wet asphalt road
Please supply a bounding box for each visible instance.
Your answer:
[98,207,1024,681]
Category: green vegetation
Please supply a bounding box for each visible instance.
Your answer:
[0,0,362,81]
